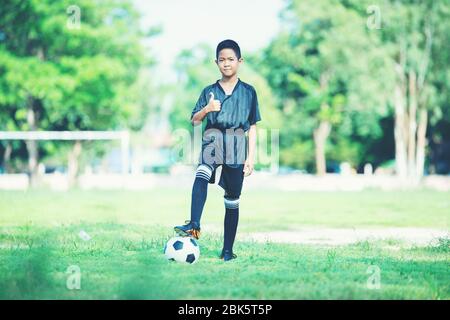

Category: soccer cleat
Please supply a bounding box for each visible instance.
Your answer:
[220,249,237,261]
[174,220,201,240]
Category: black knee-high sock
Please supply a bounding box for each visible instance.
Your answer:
[223,207,239,252]
[190,177,209,226]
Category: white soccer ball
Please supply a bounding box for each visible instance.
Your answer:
[164,236,200,264]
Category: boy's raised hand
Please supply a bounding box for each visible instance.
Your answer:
[206,92,221,113]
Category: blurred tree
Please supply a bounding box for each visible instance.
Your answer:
[0,0,158,185]
[382,0,449,179]
[343,0,450,178]
[260,0,392,174]
[172,44,217,132]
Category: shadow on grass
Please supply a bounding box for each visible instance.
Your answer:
[0,230,57,299]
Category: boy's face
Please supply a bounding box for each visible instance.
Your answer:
[215,48,242,78]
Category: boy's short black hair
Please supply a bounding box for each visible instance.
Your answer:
[216,39,241,60]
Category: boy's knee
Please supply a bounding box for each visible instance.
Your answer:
[195,164,212,181]
[224,195,240,209]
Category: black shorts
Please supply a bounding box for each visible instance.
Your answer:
[198,163,245,199]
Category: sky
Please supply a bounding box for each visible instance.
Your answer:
[135,0,285,82]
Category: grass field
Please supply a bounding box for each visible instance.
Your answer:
[0,188,449,299]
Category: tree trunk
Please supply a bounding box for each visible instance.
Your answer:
[68,140,82,188]
[413,21,432,180]
[407,70,417,178]
[313,119,331,176]
[25,96,39,187]
[415,108,427,178]
[2,142,12,173]
[24,47,45,187]
[393,17,432,182]
[394,83,408,178]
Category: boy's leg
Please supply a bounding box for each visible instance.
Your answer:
[174,164,214,239]
[190,164,214,225]
[222,192,240,259]
[219,164,244,260]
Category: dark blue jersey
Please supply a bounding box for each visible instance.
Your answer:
[191,78,261,131]
[191,78,262,167]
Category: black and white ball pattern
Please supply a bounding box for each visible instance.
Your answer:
[164,236,200,264]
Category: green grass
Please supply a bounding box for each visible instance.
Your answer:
[0,188,449,299]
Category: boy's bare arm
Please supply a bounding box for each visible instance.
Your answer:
[244,124,257,176]
[191,92,221,126]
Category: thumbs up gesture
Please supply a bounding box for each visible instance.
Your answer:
[205,92,221,113]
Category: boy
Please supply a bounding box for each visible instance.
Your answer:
[174,39,261,261]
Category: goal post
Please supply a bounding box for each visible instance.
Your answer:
[0,131,130,175]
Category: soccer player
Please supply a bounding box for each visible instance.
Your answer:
[174,39,262,261]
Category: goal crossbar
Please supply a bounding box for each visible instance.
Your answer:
[0,131,130,174]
